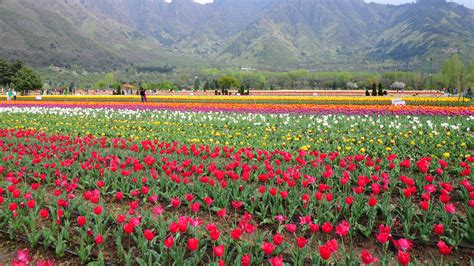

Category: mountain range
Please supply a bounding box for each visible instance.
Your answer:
[0,0,473,71]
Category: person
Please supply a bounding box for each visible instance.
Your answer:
[7,89,12,101]
[140,87,146,102]
[12,89,17,100]
[467,87,472,99]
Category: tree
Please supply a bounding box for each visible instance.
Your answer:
[410,73,428,90]
[465,62,474,89]
[96,81,107,90]
[346,82,358,90]
[218,76,240,94]
[194,77,201,91]
[146,82,159,91]
[203,80,210,92]
[213,79,219,91]
[13,66,43,94]
[104,72,116,87]
[238,84,245,95]
[442,55,464,93]
[0,59,15,86]
[159,80,177,91]
[378,83,383,96]
[391,81,406,91]
[371,83,377,96]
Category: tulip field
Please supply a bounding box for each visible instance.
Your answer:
[0,98,473,265]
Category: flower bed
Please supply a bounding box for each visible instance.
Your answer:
[1,101,474,116]
[0,105,472,265]
[0,95,470,106]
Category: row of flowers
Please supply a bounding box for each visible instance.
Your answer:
[1,95,470,105]
[1,101,473,116]
[0,128,472,264]
[0,106,471,163]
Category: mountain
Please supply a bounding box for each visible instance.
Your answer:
[372,1,474,63]
[217,0,393,68]
[0,0,171,70]
[0,0,473,71]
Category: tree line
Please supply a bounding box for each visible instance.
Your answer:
[0,59,43,93]
[3,55,473,93]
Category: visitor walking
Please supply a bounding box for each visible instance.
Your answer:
[7,89,12,101]
[13,89,17,100]
[140,88,147,102]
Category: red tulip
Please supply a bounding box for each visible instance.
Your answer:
[39,209,49,219]
[376,224,391,244]
[190,202,201,213]
[241,254,251,266]
[335,220,350,237]
[9,202,18,211]
[143,229,155,241]
[360,249,378,264]
[123,223,135,234]
[345,197,354,205]
[77,216,86,227]
[117,214,126,224]
[171,197,181,208]
[169,222,179,233]
[326,239,338,252]
[296,237,308,248]
[213,245,225,257]
[164,236,174,248]
[26,199,36,209]
[231,228,243,240]
[393,238,413,251]
[93,205,103,215]
[184,193,194,202]
[397,251,410,266]
[437,241,452,256]
[368,197,377,207]
[433,224,445,235]
[187,238,199,251]
[210,229,220,241]
[444,203,456,214]
[273,233,284,246]
[95,234,104,245]
[309,223,320,233]
[204,197,214,206]
[268,255,284,266]
[285,223,297,233]
[216,208,227,217]
[178,220,188,233]
[261,242,274,255]
[321,222,333,233]
[319,245,331,260]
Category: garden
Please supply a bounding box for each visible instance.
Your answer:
[0,97,472,265]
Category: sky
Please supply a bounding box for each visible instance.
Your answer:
[191,0,474,9]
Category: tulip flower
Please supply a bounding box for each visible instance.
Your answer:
[143,229,155,241]
[187,238,199,251]
[360,249,378,264]
[213,245,225,257]
[164,236,174,248]
[261,242,274,255]
[397,251,410,266]
[437,241,452,256]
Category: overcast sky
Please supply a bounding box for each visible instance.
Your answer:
[192,0,474,9]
